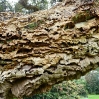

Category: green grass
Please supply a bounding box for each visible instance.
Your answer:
[81,95,99,99]
[88,95,99,99]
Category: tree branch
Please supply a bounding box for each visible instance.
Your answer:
[0,0,99,98]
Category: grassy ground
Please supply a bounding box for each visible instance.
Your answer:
[88,95,99,99]
[81,95,99,99]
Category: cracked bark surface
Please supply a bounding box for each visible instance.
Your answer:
[0,0,99,99]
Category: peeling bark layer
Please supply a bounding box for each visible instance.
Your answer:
[0,0,99,98]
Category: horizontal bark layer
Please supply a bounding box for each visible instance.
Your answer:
[0,0,99,98]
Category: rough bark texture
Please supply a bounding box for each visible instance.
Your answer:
[0,0,99,98]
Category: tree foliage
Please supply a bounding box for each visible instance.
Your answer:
[85,70,99,94]
[17,0,48,13]
[24,80,87,99]
[0,0,61,13]
[0,0,13,12]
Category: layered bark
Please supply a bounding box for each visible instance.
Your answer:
[0,0,99,98]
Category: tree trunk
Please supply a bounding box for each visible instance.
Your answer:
[0,0,99,98]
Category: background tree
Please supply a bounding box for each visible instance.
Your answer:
[18,0,48,13]
[15,2,23,12]
[85,70,99,94]
[0,0,13,12]
[50,0,62,6]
